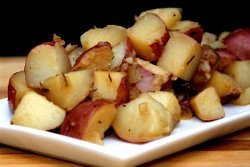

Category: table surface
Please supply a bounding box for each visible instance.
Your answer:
[0,57,250,167]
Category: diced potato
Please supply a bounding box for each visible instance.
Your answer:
[11,91,66,130]
[149,91,181,126]
[139,8,182,28]
[223,60,250,89]
[113,93,174,143]
[157,31,201,81]
[40,69,94,110]
[207,71,243,103]
[190,87,225,121]
[232,87,250,105]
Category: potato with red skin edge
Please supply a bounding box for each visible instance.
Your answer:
[8,71,33,111]
[115,76,130,106]
[60,100,116,145]
[216,49,237,70]
[184,26,203,43]
[127,58,170,97]
[80,25,127,51]
[157,31,201,81]
[171,20,203,43]
[72,42,113,71]
[224,28,250,60]
[127,13,169,62]
[90,71,129,107]
[24,41,71,88]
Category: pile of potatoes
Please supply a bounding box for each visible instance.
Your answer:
[8,8,250,145]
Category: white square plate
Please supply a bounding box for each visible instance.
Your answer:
[0,98,249,166]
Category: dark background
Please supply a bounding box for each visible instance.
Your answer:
[0,0,249,56]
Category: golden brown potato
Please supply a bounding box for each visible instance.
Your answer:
[190,87,225,121]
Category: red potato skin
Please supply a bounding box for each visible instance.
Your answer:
[8,80,16,112]
[149,31,170,61]
[60,100,113,139]
[184,26,203,43]
[125,38,135,58]
[224,28,250,60]
[72,42,112,71]
[216,49,237,70]
[44,41,56,46]
[115,76,129,106]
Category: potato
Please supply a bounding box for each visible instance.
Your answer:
[127,13,169,61]
[112,93,174,143]
[223,28,250,60]
[24,42,71,88]
[171,20,203,42]
[80,25,127,51]
[207,71,243,103]
[90,71,129,106]
[223,60,250,89]
[139,8,182,28]
[190,87,225,121]
[60,100,116,145]
[40,69,94,110]
[8,71,33,111]
[149,91,181,126]
[232,87,250,105]
[157,31,201,81]
[11,91,66,130]
[72,42,113,71]
[130,58,171,95]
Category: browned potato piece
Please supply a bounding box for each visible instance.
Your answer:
[11,91,66,130]
[190,87,225,121]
